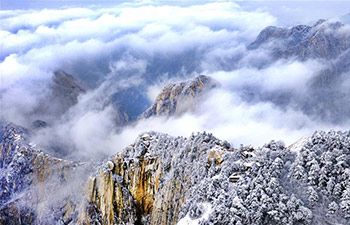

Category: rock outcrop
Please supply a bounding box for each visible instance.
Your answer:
[0,123,233,225]
[141,75,217,119]
[78,131,231,225]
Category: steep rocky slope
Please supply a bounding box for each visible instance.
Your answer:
[1,123,349,224]
[0,124,88,225]
[141,75,217,119]
[78,131,231,225]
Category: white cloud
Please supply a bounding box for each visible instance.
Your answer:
[117,86,348,149]
[29,55,146,159]
[208,59,324,94]
[1,8,96,31]
[1,1,349,160]
[1,2,275,57]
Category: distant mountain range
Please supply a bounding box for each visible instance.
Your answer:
[249,19,350,89]
[249,19,349,60]
[245,19,350,123]
[32,19,350,128]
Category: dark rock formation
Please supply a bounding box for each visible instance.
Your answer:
[33,70,86,124]
[51,70,86,108]
[52,70,129,127]
[31,120,47,129]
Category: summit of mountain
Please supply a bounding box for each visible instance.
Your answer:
[249,19,350,61]
[141,75,217,119]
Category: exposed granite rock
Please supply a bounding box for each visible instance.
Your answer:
[59,129,350,224]
[78,131,232,225]
[248,19,350,85]
[141,75,217,119]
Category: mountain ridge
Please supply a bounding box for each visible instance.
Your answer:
[1,123,349,224]
[248,19,350,60]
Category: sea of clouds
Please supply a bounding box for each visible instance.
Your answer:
[1,1,350,159]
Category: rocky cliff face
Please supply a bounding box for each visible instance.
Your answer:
[141,75,217,119]
[0,124,87,225]
[77,131,231,225]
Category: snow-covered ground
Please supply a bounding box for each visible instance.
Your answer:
[177,203,212,225]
